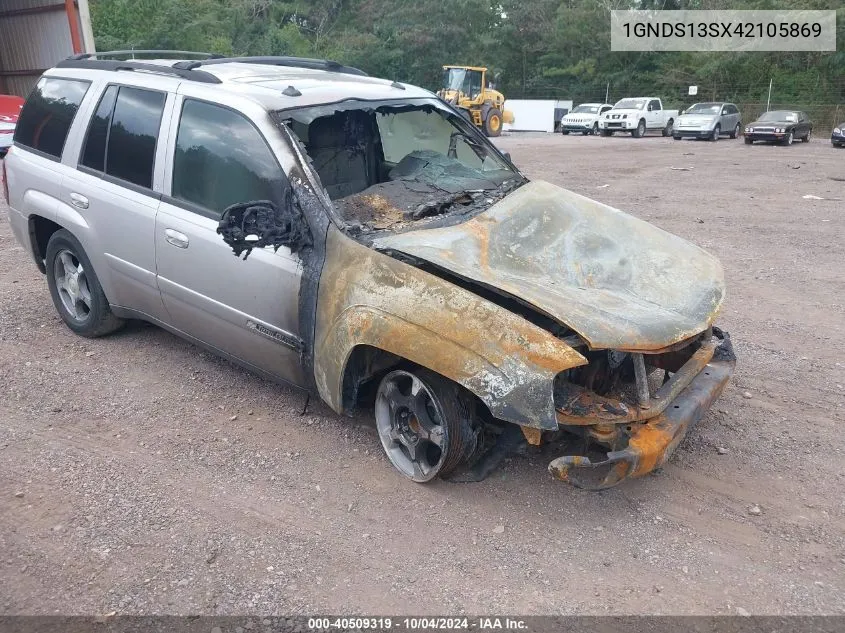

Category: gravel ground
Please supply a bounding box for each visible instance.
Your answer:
[1,133,844,616]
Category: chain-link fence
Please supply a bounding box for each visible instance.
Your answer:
[513,78,844,132]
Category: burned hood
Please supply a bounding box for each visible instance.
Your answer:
[373,180,725,351]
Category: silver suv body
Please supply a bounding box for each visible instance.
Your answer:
[674,102,742,141]
[4,54,735,489]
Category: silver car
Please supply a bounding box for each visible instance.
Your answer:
[673,102,741,141]
[3,52,735,490]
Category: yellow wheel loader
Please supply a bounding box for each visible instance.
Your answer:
[437,65,514,137]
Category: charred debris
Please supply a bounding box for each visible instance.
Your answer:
[278,101,525,242]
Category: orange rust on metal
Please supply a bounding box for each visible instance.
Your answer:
[313,226,586,430]
[548,352,734,489]
[520,425,542,446]
[375,181,726,353]
[555,341,716,426]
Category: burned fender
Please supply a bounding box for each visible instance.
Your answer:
[314,226,586,429]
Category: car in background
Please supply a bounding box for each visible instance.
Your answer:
[674,102,741,141]
[598,97,678,138]
[831,122,845,147]
[560,103,613,136]
[744,110,812,145]
[0,94,25,157]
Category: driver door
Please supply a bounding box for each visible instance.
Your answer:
[155,96,307,386]
[646,100,662,128]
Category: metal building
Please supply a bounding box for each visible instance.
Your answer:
[0,0,95,96]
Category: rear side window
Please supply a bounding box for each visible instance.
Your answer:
[14,77,89,159]
[78,85,165,190]
[106,87,166,189]
[80,85,118,172]
[171,99,287,219]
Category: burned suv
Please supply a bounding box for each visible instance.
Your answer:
[4,53,735,489]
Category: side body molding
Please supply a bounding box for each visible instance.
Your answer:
[314,226,586,429]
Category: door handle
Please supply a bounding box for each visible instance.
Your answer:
[164,228,189,249]
[69,193,89,209]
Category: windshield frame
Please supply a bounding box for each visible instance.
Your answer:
[758,110,798,122]
[273,96,523,210]
[685,102,722,115]
[613,98,647,110]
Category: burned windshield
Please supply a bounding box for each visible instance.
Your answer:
[280,99,521,237]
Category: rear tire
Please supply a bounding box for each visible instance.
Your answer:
[484,108,503,137]
[802,129,811,142]
[729,123,740,139]
[45,229,124,338]
[662,119,674,137]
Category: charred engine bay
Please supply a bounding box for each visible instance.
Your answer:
[334,151,523,240]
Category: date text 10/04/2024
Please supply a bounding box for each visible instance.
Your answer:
[307,617,528,630]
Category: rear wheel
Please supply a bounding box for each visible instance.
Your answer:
[803,129,811,142]
[45,229,124,338]
[375,369,479,482]
[662,119,674,137]
[484,108,503,137]
[730,123,740,139]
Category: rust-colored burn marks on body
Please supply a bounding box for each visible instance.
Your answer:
[314,225,586,430]
[375,180,726,352]
[548,339,735,490]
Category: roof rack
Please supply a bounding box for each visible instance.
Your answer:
[55,58,222,84]
[68,50,223,61]
[173,56,368,77]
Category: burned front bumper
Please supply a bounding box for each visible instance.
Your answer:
[548,329,736,489]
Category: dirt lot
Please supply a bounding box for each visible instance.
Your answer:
[1,134,844,616]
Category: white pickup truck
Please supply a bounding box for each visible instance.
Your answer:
[598,97,679,138]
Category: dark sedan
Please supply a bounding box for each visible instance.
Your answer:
[744,110,812,145]
[832,122,845,148]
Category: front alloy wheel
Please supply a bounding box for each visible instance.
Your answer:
[711,125,720,141]
[375,369,478,482]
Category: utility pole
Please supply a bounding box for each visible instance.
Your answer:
[766,78,773,112]
[605,82,610,103]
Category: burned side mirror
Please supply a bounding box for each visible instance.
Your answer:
[217,199,312,260]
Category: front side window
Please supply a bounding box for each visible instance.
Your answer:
[105,87,166,189]
[14,77,89,159]
[172,99,287,219]
[649,100,661,111]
